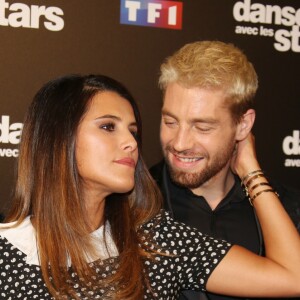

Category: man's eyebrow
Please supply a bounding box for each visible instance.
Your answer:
[161,109,177,119]
[161,110,218,124]
[192,118,218,124]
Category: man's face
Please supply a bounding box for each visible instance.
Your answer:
[160,82,237,190]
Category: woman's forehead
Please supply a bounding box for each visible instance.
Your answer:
[84,91,136,122]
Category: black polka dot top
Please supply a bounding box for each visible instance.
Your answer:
[0,211,231,299]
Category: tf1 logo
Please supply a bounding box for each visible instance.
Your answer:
[120,0,183,30]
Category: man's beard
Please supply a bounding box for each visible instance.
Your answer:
[165,142,236,189]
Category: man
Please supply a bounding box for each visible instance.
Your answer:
[150,41,300,300]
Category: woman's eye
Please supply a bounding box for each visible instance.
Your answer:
[100,123,115,131]
[130,130,138,140]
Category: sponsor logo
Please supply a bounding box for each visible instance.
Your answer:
[283,130,300,167]
[0,115,23,158]
[0,0,64,31]
[120,0,183,30]
[233,0,300,52]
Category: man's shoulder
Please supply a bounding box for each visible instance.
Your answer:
[149,160,165,183]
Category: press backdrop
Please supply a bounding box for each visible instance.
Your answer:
[0,0,299,215]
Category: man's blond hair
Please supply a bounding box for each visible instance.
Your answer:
[159,41,258,122]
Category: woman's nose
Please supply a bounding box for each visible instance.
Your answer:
[121,131,138,152]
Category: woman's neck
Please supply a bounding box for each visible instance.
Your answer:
[83,190,106,231]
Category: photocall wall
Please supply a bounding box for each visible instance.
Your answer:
[0,0,299,214]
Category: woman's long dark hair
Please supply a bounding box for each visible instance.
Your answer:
[6,74,162,299]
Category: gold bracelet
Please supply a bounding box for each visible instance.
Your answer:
[249,189,279,206]
[241,169,263,184]
[244,174,265,188]
[249,182,271,193]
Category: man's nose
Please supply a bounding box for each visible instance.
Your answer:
[172,127,193,152]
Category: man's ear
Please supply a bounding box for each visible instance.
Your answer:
[235,109,256,141]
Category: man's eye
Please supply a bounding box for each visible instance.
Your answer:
[196,126,212,132]
[163,119,176,126]
[100,123,115,131]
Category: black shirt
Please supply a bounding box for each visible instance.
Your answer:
[166,172,262,255]
[150,160,300,300]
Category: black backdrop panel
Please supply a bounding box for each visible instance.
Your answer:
[0,0,299,214]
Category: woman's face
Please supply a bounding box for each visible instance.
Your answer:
[76,91,139,199]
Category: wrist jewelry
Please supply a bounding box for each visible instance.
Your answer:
[248,182,271,193]
[241,170,279,206]
[249,189,280,206]
[241,169,263,184]
[244,174,265,188]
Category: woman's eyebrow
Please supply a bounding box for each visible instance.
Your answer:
[95,114,137,127]
[95,114,121,121]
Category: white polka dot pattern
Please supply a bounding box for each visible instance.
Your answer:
[0,211,231,299]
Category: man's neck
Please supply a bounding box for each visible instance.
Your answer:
[191,168,236,210]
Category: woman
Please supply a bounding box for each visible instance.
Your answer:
[0,74,299,300]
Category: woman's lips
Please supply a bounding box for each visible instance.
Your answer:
[114,157,136,168]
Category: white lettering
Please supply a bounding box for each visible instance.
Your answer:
[0,0,9,26]
[125,0,140,22]
[297,9,300,26]
[260,25,274,37]
[168,5,177,25]
[282,130,300,155]
[274,28,292,52]
[0,0,64,31]
[30,5,45,29]
[0,115,23,145]
[233,0,300,52]
[265,5,282,25]
[291,25,300,52]
[168,6,177,25]
[235,25,258,35]
[0,148,19,157]
[274,25,300,52]
[8,3,30,28]
[249,3,265,23]
[44,6,64,31]
[281,6,296,27]
[148,3,162,24]
[233,0,300,26]
[233,0,251,22]
[285,159,300,167]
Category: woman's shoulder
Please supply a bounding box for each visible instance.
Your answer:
[140,210,231,251]
[142,210,202,233]
[141,210,207,243]
[0,216,39,265]
[139,209,232,292]
[0,216,33,235]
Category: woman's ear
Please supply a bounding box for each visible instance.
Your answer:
[235,109,256,141]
